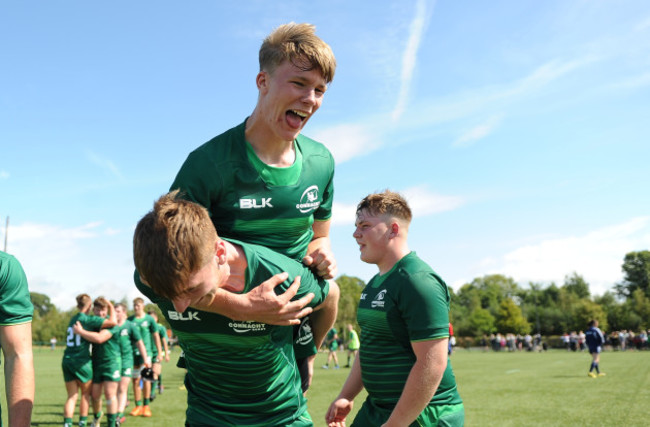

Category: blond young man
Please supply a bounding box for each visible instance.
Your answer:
[163,22,339,392]
[326,191,464,427]
[133,191,335,426]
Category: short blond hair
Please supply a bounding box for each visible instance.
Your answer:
[133,190,218,300]
[93,296,109,311]
[76,293,92,310]
[356,190,412,224]
[260,22,336,84]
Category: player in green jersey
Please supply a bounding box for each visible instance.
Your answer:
[127,298,161,418]
[147,311,169,399]
[133,191,336,426]
[345,324,360,368]
[166,22,340,391]
[0,251,34,427]
[73,297,122,427]
[114,303,148,424]
[62,293,116,427]
[322,327,340,369]
[327,191,464,427]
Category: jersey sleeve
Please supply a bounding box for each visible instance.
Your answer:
[130,321,143,341]
[170,149,224,214]
[84,314,107,332]
[247,246,329,308]
[396,271,451,342]
[0,254,34,325]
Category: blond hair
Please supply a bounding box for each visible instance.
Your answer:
[356,190,412,224]
[260,22,336,84]
[133,190,218,300]
[93,296,109,310]
[76,293,92,311]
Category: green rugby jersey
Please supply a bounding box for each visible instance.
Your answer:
[91,324,122,368]
[357,252,462,409]
[128,313,157,357]
[135,239,329,426]
[157,323,168,353]
[0,251,33,326]
[119,319,142,362]
[170,119,335,261]
[63,312,106,363]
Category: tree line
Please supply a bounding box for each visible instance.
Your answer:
[30,250,650,344]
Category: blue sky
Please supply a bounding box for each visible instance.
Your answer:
[2,1,649,309]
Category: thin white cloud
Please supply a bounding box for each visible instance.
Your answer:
[402,55,599,132]
[86,150,125,181]
[0,170,9,179]
[607,72,650,90]
[402,185,465,216]
[331,185,464,226]
[477,216,650,296]
[311,122,385,164]
[392,0,436,121]
[453,115,504,148]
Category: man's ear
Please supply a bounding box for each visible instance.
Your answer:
[256,71,268,92]
[389,222,400,238]
[215,240,227,264]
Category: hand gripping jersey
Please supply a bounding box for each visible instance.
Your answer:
[135,239,329,426]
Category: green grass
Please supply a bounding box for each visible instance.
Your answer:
[2,347,649,426]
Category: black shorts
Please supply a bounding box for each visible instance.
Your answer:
[296,357,310,393]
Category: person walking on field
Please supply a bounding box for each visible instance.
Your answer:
[345,324,360,368]
[586,319,606,378]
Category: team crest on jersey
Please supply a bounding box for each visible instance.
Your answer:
[228,321,267,333]
[371,290,387,308]
[295,321,314,346]
[296,185,321,213]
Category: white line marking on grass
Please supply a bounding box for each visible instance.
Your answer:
[505,369,521,374]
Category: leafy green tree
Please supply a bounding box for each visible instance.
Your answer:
[30,292,56,317]
[496,298,530,334]
[334,275,365,331]
[467,307,496,336]
[563,272,590,298]
[615,250,650,298]
[572,299,607,332]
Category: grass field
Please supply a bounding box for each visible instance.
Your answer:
[2,347,649,426]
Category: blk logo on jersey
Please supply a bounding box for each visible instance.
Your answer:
[168,310,201,321]
[240,198,273,209]
[296,185,321,213]
[371,290,387,308]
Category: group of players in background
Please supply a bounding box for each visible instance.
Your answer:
[61,295,169,427]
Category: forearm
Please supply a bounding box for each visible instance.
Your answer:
[153,332,162,355]
[2,324,34,427]
[137,340,149,361]
[198,288,247,320]
[384,349,446,426]
[338,354,364,400]
[310,281,339,348]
